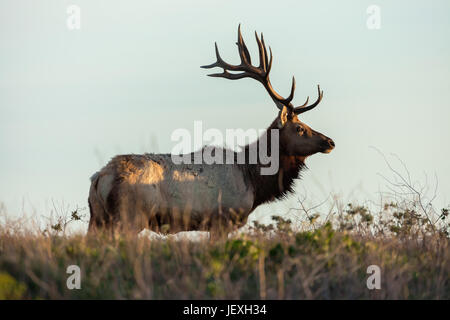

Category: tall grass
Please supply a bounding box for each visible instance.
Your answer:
[0,199,448,299]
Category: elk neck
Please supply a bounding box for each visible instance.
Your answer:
[239,120,306,210]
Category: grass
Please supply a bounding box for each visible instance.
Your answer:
[0,200,448,300]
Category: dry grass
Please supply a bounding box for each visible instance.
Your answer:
[0,200,448,300]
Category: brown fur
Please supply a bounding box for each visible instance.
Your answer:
[240,118,307,210]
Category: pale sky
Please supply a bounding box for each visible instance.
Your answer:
[1,0,449,230]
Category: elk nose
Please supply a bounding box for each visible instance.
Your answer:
[329,139,335,148]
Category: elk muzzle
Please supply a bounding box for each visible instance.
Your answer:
[320,137,335,153]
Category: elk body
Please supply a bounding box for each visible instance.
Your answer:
[88,26,335,238]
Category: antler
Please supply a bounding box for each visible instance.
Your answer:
[201,25,323,114]
[293,85,323,115]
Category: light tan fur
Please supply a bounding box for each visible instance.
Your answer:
[88,151,254,236]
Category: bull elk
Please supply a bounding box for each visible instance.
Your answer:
[88,26,335,238]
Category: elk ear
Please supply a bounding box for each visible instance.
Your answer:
[276,106,289,129]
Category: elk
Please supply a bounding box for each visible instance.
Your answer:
[88,26,335,238]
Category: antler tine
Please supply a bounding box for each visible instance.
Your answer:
[284,76,296,104]
[294,85,323,115]
[255,32,266,73]
[266,46,273,74]
[208,72,259,81]
[297,96,310,108]
[237,24,252,65]
[200,43,239,71]
[261,33,269,72]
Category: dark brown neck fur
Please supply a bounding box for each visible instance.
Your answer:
[238,120,306,210]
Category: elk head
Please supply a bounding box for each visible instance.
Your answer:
[201,25,335,160]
